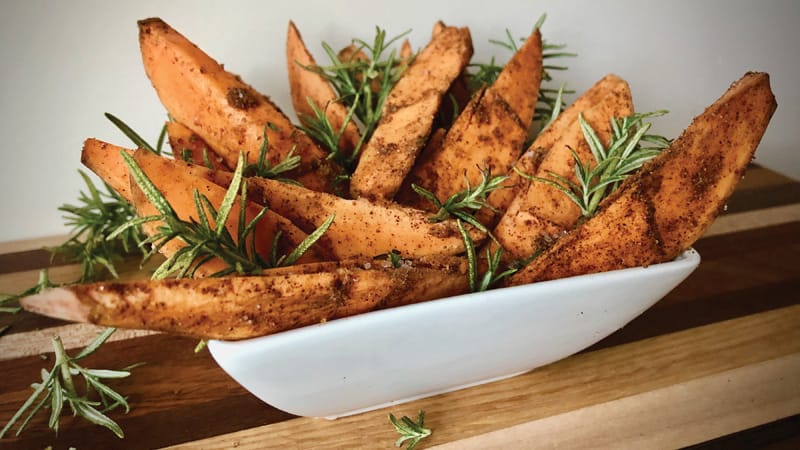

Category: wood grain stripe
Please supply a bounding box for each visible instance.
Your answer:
[704,204,800,237]
[0,324,155,361]
[433,353,800,449]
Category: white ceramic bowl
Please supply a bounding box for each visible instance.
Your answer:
[208,249,700,418]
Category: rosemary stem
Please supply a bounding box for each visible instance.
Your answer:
[53,336,77,395]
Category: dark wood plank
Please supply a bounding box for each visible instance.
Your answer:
[686,414,800,450]
[0,334,294,449]
[590,221,800,351]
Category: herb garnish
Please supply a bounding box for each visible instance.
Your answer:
[112,151,332,278]
[299,27,412,175]
[51,172,147,282]
[456,220,521,292]
[467,14,576,131]
[244,123,303,184]
[411,166,508,234]
[0,328,136,439]
[389,410,432,450]
[516,111,670,218]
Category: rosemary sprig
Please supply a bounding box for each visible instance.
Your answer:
[456,220,521,292]
[299,27,411,174]
[412,166,508,234]
[467,14,576,129]
[0,328,134,439]
[112,151,332,279]
[105,112,166,155]
[389,410,432,450]
[51,171,147,282]
[244,123,302,184]
[516,111,670,218]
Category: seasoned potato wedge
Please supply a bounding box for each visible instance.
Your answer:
[350,24,473,200]
[286,20,360,154]
[138,18,339,192]
[191,163,487,260]
[509,72,777,285]
[129,147,328,276]
[397,29,542,214]
[486,74,636,215]
[492,74,634,261]
[20,256,469,340]
[82,138,135,202]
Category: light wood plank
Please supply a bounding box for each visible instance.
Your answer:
[435,353,800,449]
[0,235,67,255]
[0,324,156,360]
[704,203,800,237]
[163,305,800,449]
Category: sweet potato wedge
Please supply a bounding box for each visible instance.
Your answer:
[138,18,339,192]
[20,256,470,340]
[349,24,473,200]
[165,121,227,170]
[485,74,635,216]
[396,29,542,213]
[509,72,777,285]
[286,21,360,154]
[188,163,486,260]
[130,148,327,266]
[82,138,135,202]
[492,74,634,261]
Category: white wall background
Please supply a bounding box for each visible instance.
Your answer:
[0,0,797,241]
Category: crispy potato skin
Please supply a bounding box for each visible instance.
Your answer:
[138,18,339,192]
[492,74,634,261]
[21,257,469,340]
[509,72,777,285]
[286,21,360,153]
[349,25,473,201]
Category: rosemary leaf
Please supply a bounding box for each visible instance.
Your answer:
[517,111,670,218]
[389,410,432,450]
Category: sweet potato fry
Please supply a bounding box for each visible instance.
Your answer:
[138,18,339,192]
[165,121,227,170]
[130,148,327,268]
[189,163,486,260]
[286,21,360,154]
[485,74,635,216]
[20,256,470,340]
[492,74,634,261]
[509,72,777,285]
[81,138,134,202]
[396,29,542,213]
[349,24,473,201]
